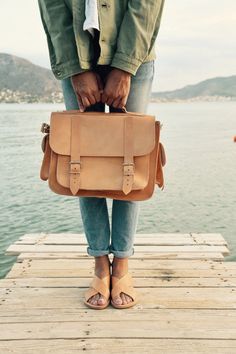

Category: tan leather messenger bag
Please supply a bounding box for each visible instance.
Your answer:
[40,110,166,201]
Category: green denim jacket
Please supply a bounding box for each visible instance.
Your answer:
[38,0,165,80]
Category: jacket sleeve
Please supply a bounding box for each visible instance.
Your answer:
[111,0,165,76]
[38,0,87,80]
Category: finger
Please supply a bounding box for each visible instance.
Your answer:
[80,89,96,106]
[88,94,96,105]
[76,94,85,112]
[94,90,101,103]
[106,96,114,106]
[112,96,122,108]
[101,92,108,104]
[120,95,128,109]
[81,96,91,109]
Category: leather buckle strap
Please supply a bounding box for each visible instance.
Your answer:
[122,162,135,176]
[70,117,81,195]
[69,161,81,171]
[122,116,134,195]
[69,161,81,175]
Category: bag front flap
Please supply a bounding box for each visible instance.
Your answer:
[49,112,158,157]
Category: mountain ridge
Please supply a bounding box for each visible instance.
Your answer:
[0,53,62,103]
[152,75,236,102]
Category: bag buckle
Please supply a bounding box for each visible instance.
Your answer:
[122,162,135,176]
[69,161,81,174]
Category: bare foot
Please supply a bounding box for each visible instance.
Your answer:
[87,255,111,306]
[111,257,134,305]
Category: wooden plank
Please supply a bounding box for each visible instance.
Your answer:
[17,233,47,240]
[12,258,236,270]
[0,308,235,323]
[0,287,236,309]
[16,235,195,244]
[0,339,235,354]
[19,232,225,239]
[16,252,225,261]
[19,232,194,239]
[5,263,236,278]
[15,237,198,246]
[5,244,230,256]
[191,233,228,245]
[16,233,228,245]
[1,309,236,339]
[15,238,228,246]
[1,276,236,289]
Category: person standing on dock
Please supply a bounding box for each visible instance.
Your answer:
[38,0,165,309]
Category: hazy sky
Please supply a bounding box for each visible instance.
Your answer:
[0,0,235,91]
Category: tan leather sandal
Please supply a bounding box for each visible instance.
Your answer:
[111,272,138,309]
[84,274,110,310]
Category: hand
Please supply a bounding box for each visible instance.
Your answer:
[71,71,103,112]
[101,68,131,109]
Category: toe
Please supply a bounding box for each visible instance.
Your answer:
[97,294,106,306]
[88,296,93,304]
[94,293,100,304]
[87,296,93,304]
[88,296,94,304]
[90,293,99,305]
[126,294,133,303]
[88,293,107,306]
[121,293,127,305]
[113,295,123,305]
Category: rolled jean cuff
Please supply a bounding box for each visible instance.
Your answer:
[87,246,110,257]
[109,246,134,258]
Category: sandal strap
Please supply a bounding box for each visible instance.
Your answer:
[84,275,110,302]
[111,273,137,301]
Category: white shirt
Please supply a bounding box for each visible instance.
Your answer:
[83,0,100,37]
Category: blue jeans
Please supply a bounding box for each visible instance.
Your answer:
[61,60,154,258]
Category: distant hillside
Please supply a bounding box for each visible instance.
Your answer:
[152,75,236,102]
[0,53,62,103]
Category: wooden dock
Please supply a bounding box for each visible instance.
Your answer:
[1,232,236,353]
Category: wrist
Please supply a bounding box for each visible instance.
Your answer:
[71,69,91,79]
[111,67,131,77]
